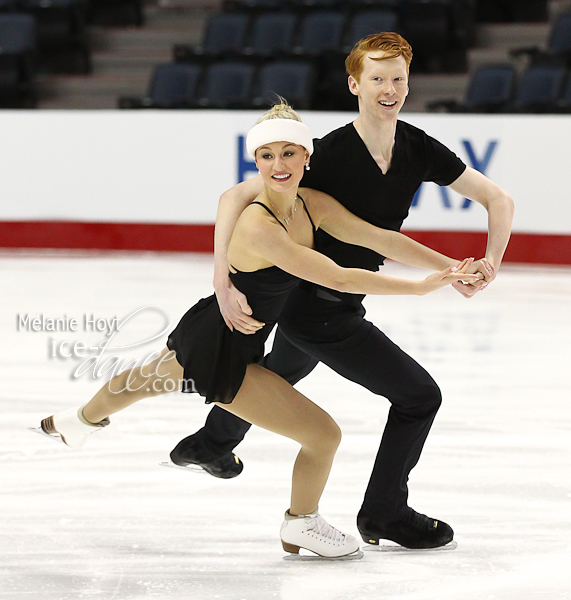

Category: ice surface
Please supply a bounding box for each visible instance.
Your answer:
[2,250,570,600]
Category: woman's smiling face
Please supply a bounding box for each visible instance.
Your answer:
[255,141,309,193]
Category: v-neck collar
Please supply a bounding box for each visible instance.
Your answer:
[349,121,400,177]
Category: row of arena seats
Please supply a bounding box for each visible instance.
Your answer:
[175,2,477,74]
[0,0,142,107]
[428,63,571,113]
[428,11,571,113]
[119,60,319,110]
[0,1,91,81]
[120,59,571,115]
[221,0,548,24]
[508,11,571,67]
[120,8,571,113]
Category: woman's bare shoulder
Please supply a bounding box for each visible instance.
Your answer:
[298,187,337,203]
[298,187,337,223]
[235,196,284,238]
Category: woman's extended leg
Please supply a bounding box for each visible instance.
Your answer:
[41,347,184,447]
[216,363,341,516]
[82,346,184,423]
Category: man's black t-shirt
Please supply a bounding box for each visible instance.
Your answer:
[300,120,466,272]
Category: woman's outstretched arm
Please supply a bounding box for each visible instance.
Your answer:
[245,213,477,297]
[304,188,463,271]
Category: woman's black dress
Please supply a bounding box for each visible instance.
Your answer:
[167,198,315,405]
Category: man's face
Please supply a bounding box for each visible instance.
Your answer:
[349,52,409,120]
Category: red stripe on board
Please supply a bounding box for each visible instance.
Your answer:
[0,221,215,253]
[0,221,569,265]
[402,230,571,266]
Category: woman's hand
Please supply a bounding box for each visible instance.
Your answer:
[214,276,264,334]
[420,258,480,295]
[452,257,495,298]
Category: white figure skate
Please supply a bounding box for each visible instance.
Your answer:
[36,406,109,448]
[280,511,363,561]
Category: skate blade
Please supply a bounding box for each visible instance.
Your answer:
[159,461,207,474]
[283,549,364,562]
[365,540,458,553]
[28,426,64,443]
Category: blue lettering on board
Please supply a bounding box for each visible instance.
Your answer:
[237,135,499,210]
[411,139,498,210]
[238,135,257,182]
[460,140,498,208]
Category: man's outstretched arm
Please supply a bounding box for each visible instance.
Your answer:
[448,167,514,298]
[213,175,265,333]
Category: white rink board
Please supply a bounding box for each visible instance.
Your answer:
[1,111,570,233]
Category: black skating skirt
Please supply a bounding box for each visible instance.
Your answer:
[167,294,269,405]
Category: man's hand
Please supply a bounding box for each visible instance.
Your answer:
[452,257,496,298]
[214,276,264,334]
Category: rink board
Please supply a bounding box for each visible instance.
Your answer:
[0,111,569,263]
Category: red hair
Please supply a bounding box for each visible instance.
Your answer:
[345,32,413,82]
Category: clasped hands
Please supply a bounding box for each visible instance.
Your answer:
[452,257,495,298]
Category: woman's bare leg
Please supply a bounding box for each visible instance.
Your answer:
[216,363,341,516]
[83,351,339,515]
[82,347,184,423]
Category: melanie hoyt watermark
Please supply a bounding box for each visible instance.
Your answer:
[16,306,197,393]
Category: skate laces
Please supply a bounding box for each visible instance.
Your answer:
[405,510,435,532]
[305,514,346,545]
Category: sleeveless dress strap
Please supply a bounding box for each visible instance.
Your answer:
[297,194,316,232]
[250,201,288,232]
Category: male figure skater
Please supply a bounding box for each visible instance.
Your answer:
[170,33,514,549]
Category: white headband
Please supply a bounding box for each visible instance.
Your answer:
[246,118,314,159]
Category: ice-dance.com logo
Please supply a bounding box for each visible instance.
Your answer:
[16,306,195,392]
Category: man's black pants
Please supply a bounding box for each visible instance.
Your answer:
[192,286,442,523]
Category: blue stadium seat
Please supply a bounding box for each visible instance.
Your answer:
[547,12,571,58]
[293,11,346,57]
[463,64,516,111]
[118,63,202,109]
[0,12,37,107]
[252,60,316,109]
[427,64,516,112]
[174,12,250,63]
[197,61,256,108]
[242,12,297,58]
[147,63,202,108]
[511,11,571,66]
[513,64,566,112]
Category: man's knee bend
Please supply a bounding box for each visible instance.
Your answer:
[393,380,442,417]
[413,381,442,416]
[425,381,442,409]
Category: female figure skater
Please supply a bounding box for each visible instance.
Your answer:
[39,101,476,560]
